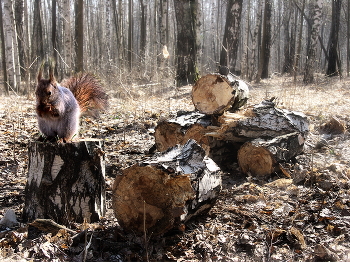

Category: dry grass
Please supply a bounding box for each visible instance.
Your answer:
[0,74,350,261]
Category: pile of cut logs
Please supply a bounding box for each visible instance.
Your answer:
[23,73,309,236]
[155,73,309,178]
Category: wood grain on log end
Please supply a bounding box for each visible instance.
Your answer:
[192,74,236,115]
[238,142,275,178]
[112,140,222,235]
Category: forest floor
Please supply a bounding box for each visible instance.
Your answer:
[0,74,350,261]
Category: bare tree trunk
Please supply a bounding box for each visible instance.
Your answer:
[75,0,84,72]
[348,0,350,77]
[303,0,323,84]
[3,0,21,93]
[282,1,293,74]
[174,0,200,86]
[51,0,57,75]
[31,0,44,80]
[256,0,272,82]
[293,0,305,82]
[326,0,341,77]
[139,0,147,61]
[59,0,72,77]
[219,0,243,74]
[249,1,263,81]
[128,0,133,70]
[0,2,8,95]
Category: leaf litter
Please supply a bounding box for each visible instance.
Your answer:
[0,75,350,261]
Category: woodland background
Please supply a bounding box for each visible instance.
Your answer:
[0,0,348,95]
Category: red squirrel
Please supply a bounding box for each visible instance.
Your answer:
[35,65,108,142]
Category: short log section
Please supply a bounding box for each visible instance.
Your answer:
[23,139,106,225]
[238,132,306,178]
[112,139,222,235]
[191,74,249,115]
[154,111,212,152]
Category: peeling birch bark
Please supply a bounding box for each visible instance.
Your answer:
[23,139,106,225]
[206,100,309,142]
[112,140,222,235]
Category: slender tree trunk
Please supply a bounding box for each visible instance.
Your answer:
[219,0,243,74]
[174,0,200,86]
[249,1,263,81]
[282,1,292,74]
[293,0,305,82]
[256,0,272,82]
[326,0,341,77]
[139,0,147,61]
[52,0,57,75]
[60,0,72,77]
[31,0,44,80]
[128,0,133,70]
[348,0,350,77]
[75,0,84,72]
[3,0,21,92]
[303,0,323,84]
[0,2,8,95]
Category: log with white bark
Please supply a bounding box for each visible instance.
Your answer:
[112,139,222,235]
[22,139,106,225]
[154,111,212,153]
[154,111,243,171]
[191,73,249,115]
[238,132,306,178]
[206,100,309,142]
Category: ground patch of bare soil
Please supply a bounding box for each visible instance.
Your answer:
[0,75,350,261]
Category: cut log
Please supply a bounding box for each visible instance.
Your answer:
[23,139,106,225]
[154,111,212,152]
[154,111,242,171]
[237,132,306,178]
[112,139,222,235]
[191,73,249,115]
[206,100,309,142]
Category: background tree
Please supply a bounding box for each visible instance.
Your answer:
[326,0,341,77]
[75,0,84,72]
[219,0,243,74]
[256,0,272,82]
[174,0,200,86]
[303,0,323,84]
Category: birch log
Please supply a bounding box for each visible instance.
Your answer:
[154,111,212,152]
[206,100,309,142]
[112,139,222,235]
[191,74,249,115]
[238,132,306,178]
[22,139,106,225]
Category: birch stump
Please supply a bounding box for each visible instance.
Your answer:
[238,132,306,178]
[112,139,222,235]
[192,74,249,115]
[23,139,106,225]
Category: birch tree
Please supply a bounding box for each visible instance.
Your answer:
[326,0,341,77]
[219,0,243,74]
[3,0,21,92]
[174,0,200,86]
[303,0,323,84]
[75,0,84,72]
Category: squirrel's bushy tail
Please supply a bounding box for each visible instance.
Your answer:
[61,72,109,115]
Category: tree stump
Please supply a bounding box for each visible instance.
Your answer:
[112,139,222,235]
[191,74,249,115]
[237,132,306,178]
[23,139,106,225]
[206,100,309,142]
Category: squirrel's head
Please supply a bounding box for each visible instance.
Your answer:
[36,63,59,115]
